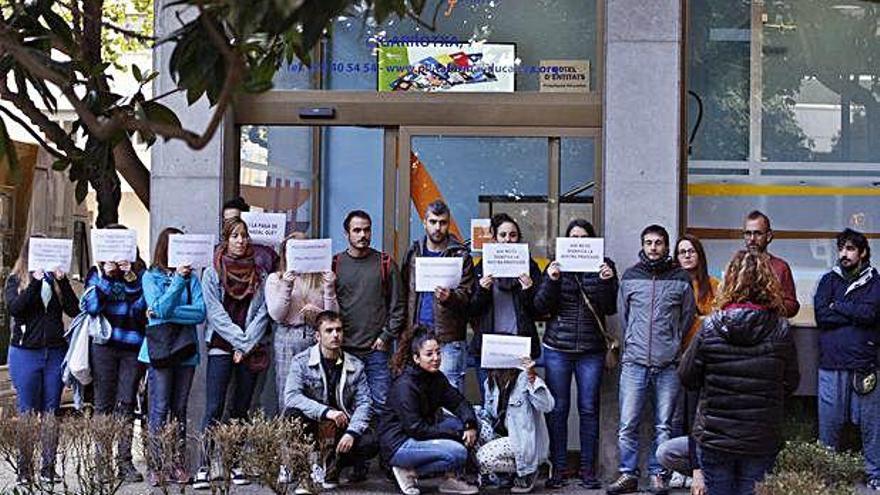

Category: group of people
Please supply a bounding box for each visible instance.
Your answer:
[5,195,880,495]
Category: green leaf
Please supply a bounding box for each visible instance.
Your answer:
[75,179,88,204]
[141,101,183,130]
[132,64,143,83]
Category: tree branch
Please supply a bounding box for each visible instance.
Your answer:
[112,137,150,207]
[0,78,81,158]
[0,105,67,160]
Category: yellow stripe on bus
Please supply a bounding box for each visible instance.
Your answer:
[688,183,880,197]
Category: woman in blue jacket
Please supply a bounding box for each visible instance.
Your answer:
[5,235,79,485]
[140,227,206,486]
[81,223,148,483]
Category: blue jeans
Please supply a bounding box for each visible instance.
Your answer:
[361,350,391,407]
[8,346,65,472]
[819,368,880,480]
[656,436,694,475]
[542,347,603,475]
[698,446,776,495]
[200,354,259,465]
[618,362,680,475]
[440,341,467,392]
[147,365,196,469]
[390,415,468,476]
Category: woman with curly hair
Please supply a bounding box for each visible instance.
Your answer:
[678,250,800,495]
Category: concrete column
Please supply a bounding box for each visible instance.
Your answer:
[599,0,685,479]
[150,0,234,467]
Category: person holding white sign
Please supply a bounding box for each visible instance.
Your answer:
[5,235,79,485]
[195,217,271,488]
[265,232,337,414]
[221,196,280,274]
[402,200,475,392]
[533,219,618,490]
[475,358,555,493]
[82,224,149,483]
[467,214,542,400]
[139,227,207,486]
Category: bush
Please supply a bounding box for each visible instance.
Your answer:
[774,440,863,485]
[756,471,857,495]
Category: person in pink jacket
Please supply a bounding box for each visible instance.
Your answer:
[265,232,338,409]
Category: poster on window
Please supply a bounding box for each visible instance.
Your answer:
[377,42,516,93]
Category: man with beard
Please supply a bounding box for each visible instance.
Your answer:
[814,228,880,491]
[607,225,696,495]
[743,210,799,318]
[332,210,404,408]
[401,200,474,391]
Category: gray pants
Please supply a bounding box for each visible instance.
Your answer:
[273,323,315,411]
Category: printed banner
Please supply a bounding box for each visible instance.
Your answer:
[482,243,530,278]
[556,237,604,272]
[378,42,516,93]
[91,229,137,262]
[287,239,333,274]
[168,234,215,268]
[241,212,287,247]
[27,237,73,273]
[415,257,463,292]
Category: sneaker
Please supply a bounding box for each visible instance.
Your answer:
[278,466,292,485]
[669,471,686,488]
[580,468,601,489]
[606,472,639,494]
[438,476,479,495]
[231,467,250,486]
[117,461,144,483]
[294,486,313,495]
[392,466,420,495]
[192,468,211,490]
[545,475,566,489]
[511,472,538,494]
[648,473,669,495]
[868,478,880,491]
[684,476,693,488]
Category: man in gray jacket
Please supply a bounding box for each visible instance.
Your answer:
[284,310,377,488]
[607,225,696,495]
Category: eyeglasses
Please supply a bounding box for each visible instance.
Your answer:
[677,248,697,256]
[742,230,768,239]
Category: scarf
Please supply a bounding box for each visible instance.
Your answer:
[214,245,260,332]
[839,261,863,282]
[638,250,674,274]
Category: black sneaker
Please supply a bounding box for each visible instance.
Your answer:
[580,468,602,489]
[117,461,144,483]
[511,472,537,494]
[545,475,566,489]
[606,472,639,494]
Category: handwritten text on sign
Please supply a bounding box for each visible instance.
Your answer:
[241,212,287,247]
[168,234,215,268]
[287,239,332,273]
[28,237,73,272]
[91,229,138,262]
[415,257,463,292]
[481,334,531,369]
[482,243,530,278]
[556,237,604,272]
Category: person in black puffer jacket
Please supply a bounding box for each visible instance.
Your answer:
[532,219,618,489]
[679,250,799,495]
[380,326,479,495]
[468,213,542,400]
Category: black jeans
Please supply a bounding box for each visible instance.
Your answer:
[91,343,145,464]
[291,410,379,474]
[199,354,260,466]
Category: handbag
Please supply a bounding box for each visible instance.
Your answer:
[576,281,620,370]
[146,280,198,368]
[243,343,271,373]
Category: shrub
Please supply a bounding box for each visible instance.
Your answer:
[774,440,863,486]
[756,471,857,495]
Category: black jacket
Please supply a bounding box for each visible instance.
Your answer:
[5,274,79,349]
[467,258,542,359]
[533,259,618,353]
[679,305,800,456]
[378,366,477,463]
[814,265,880,371]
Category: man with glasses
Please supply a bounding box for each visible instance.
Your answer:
[742,210,800,318]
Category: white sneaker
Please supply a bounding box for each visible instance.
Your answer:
[294,486,313,495]
[685,475,693,488]
[230,468,250,486]
[392,466,420,495]
[669,471,687,488]
[439,476,479,495]
[192,468,211,490]
[278,466,291,485]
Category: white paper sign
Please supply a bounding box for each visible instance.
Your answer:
[482,243,530,278]
[241,212,287,247]
[556,237,604,272]
[480,334,532,369]
[287,239,332,273]
[415,257,463,292]
[28,238,73,272]
[168,234,215,268]
[91,229,137,262]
